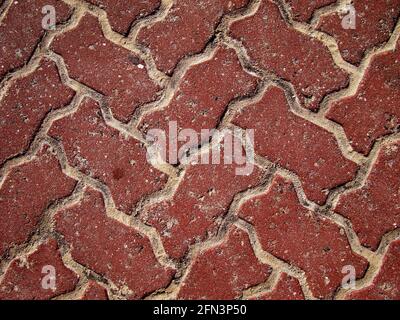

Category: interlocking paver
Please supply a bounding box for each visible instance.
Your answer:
[81,281,108,300]
[252,273,304,300]
[318,0,400,65]
[285,0,336,22]
[140,143,264,259]
[327,41,400,155]
[0,239,78,300]
[0,0,72,81]
[52,14,161,123]
[233,86,358,205]
[0,146,76,256]
[238,175,368,299]
[229,0,349,111]
[334,141,400,251]
[137,0,250,74]
[346,240,400,300]
[139,46,259,158]
[86,0,161,35]
[0,0,399,301]
[55,188,175,299]
[0,59,75,166]
[177,226,271,299]
[48,98,167,214]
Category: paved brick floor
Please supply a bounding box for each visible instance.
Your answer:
[0,0,399,300]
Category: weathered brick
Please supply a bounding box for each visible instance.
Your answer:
[285,0,336,22]
[0,0,398,301]
[140,144,264,260]
[334,141,400,251]
[51,14,161,122]
[0,146,76,256]
[327,41,400,155]
[229,0,349,111]
[48,98,167,214]
[0,239,78,300]
[233,86,358,204]
[0,59,75,166]
[177,227,271,299]
[86,0,161,35]
[238,175,368,299]
[55,188,175,299]
[318,0,400,65]
[346,240,400,300]
[0,0,72,80]
[137,0,250,74]
[81,281,108,300]
[139,46,259,158]
[252,273,304,300]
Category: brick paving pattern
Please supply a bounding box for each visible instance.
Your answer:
[0,0,399,300]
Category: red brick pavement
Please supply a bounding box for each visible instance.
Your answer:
[0,0,399,300]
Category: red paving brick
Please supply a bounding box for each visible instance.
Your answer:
[0,0,72,81]
[233,86,358,205]
[0,59,75,165]
[327,40,400,155]
[86,0,161,35]
[81,281,108,300]
[252,273,305,300]
[139,46,259,157]
[52,14,161,123]
[229,0,349,111]
[140,144,264,260]
[0,239,78,300]
[177,227,271,300]
[55,188,175,299]
[48,98,167,214]
[0,146,76,257]
[238,176,368,299]
[0,0,399,300]
[137,0,250,74]
[334,141,400,251]
[346,240,400,300]
[318,0,400,65]
[285,0,336,22]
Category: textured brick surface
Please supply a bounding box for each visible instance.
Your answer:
[239,176,368,299]
[0,59,75,165]
[139,46,258,157]
[49,98,167,214]
[0,0,72,80]
[233,86,358,205]
[229,0,349,111]
[334,142,400,251]
[0,239,78,300]
[0,0,399,301]
[140,144,264,259]
[86,0,161,35]
[285,0,336,22]
[0,146,76,256]
[177,227,271,299]
[81,281,108,300]
[253,273,304,300]
[346,240,400,300]
[318,0,400,65]
[52,14,161,123]
[327,41,400,155]
[55,188,175,299]
[137,0,250,74]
